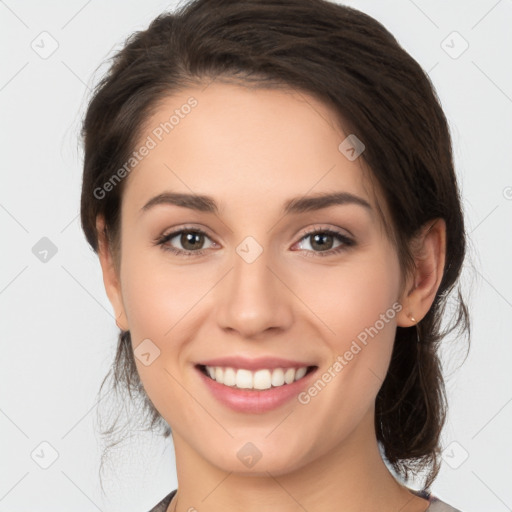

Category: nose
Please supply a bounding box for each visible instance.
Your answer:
[215,245,294,339]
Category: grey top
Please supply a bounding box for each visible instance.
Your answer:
[147,488,463,511]
[411,488,463,511]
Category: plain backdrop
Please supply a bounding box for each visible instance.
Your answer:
[1,1,511,511]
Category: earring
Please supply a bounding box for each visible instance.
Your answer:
[408,313,416,324]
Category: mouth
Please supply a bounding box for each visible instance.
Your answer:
[193,355,320,413]
[196,364,317,391]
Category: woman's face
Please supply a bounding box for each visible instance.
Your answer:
[108,81,409,474]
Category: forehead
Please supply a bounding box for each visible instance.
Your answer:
[122,81,386,224]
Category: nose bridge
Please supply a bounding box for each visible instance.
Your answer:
[215,236,293,337]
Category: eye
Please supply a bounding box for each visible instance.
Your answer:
[155,227,216,256]
[293,227,355,257]
[154,225,355,257]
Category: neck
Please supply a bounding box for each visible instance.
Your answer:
[169,408,429,512]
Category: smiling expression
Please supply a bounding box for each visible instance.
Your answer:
[103,80,410,475]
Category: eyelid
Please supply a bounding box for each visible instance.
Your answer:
[298,224,353,241]
[157,223,215,240]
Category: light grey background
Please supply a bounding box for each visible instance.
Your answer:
[1,1,511,511]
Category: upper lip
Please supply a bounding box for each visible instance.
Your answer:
[196,356,316,371]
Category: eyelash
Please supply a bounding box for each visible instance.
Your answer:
[154,225,355,258]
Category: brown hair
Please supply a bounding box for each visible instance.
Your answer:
[80,0,470,490]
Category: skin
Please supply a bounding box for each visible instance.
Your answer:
[96,81,446,512]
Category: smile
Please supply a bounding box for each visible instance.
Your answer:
[195,362,318,414]
[198,364,316,390]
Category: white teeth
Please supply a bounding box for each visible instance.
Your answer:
[295,367,307,380]
[253,369,272,390]
[236,369,253,389]
[271,368,285,387]
[284,368,295,384]
[203,365,310,390]
[223,367,237,386]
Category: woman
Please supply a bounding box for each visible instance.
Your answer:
[80,0,469,510]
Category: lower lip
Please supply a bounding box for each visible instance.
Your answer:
[196,366,318,413]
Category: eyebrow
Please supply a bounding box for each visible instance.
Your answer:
[140,191,372,216]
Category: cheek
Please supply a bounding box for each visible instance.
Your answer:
[119,241,209,341]
[118,249,208,425]
[295,249,401,343]
[295,250,402,400]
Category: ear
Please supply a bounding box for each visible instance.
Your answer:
[396,218,446,327]
[96,215,129,331]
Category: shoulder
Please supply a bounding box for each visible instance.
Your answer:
[425,494,462,512]
[146,489,177,512]
[426,494,464,512]
[409,488,463,512]
[145,488,465,512]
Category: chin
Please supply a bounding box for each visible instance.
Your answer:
[202,439,312,477]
